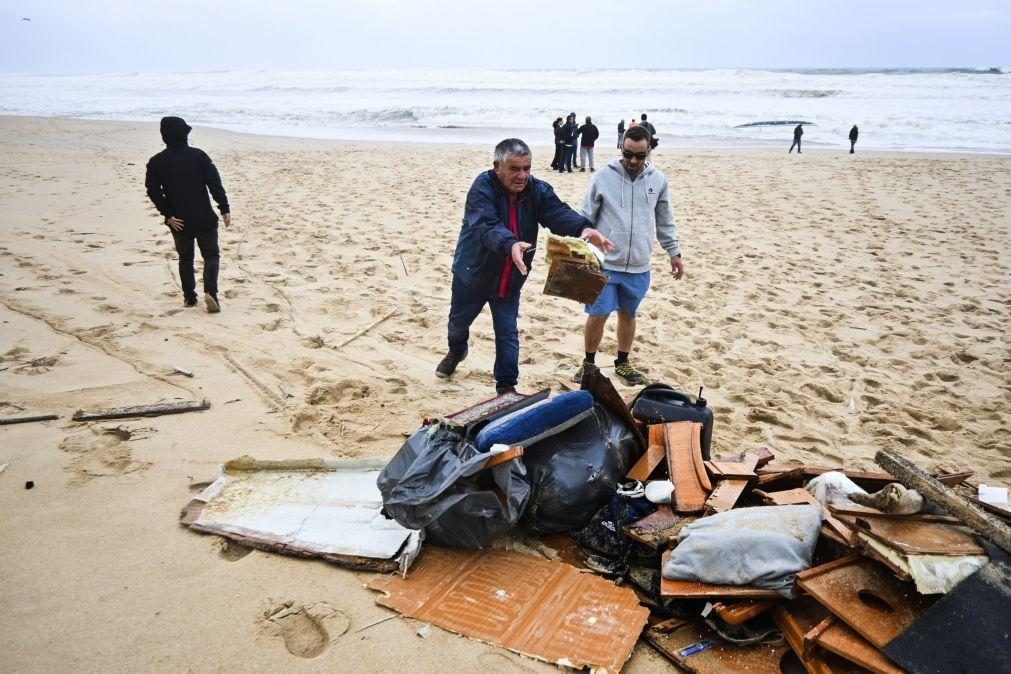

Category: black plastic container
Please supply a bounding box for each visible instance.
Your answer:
[629,385,714,460]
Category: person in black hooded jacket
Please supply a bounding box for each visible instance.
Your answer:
[145,116,231,312]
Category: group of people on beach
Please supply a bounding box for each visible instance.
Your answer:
[144,115,680,393]
[551,113,659,174]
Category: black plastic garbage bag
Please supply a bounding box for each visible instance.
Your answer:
[377,422,530,549]
[522,404,639,533]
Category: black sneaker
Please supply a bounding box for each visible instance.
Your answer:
[184,297,198,308]
[435,350,467,379]
[205,294,221,314]
[579,168,586,172]
[495,383,516,395]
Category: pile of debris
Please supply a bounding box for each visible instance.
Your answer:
[181,364,1011,673]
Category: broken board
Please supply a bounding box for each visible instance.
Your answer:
[660,550,780,599]
[795,556,935,648]
[368,546,648,674]
[665,421,711,513]
[625,424,666,481]
[180,457,421,573]
[806,616,904,674]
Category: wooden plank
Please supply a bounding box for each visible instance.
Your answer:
[0,413,60,425]
[704,479,750,514]
[845,516,984,556]
[660,550,780,598]
[770,599,837,674]
[72,399,210,421]
[665,421,710,513]
[481,446,524,470]
[809,616,905,674]
[755,467,805,487]
[876,449,1011,556]
[710,599,779,626]
[626,425,667,481]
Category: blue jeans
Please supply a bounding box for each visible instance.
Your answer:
[560,145,573,171]
[447,276,521,388]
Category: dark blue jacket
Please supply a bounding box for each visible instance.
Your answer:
[451,170,590,298]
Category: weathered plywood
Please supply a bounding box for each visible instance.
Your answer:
[665,421,711,513]
[368,546,648,674]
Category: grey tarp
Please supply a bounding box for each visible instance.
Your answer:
[662,504,822,597]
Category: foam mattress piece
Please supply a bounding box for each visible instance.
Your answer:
[475,390,594,452]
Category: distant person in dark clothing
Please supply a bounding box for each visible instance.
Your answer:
[789,123,803,153]
[849,125,859,153]
[551,117,564,169]
[617,119,625,148]
[578,116,600,172]
[559,113,579,173]
[640,113,658,149]
[145,117,231,313]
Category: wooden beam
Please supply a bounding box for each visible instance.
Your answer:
[72,399,210,421]
[0,413,60,425]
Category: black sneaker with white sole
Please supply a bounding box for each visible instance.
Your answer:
[435,350,467,379]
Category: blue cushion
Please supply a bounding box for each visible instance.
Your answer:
[475,391,595,452]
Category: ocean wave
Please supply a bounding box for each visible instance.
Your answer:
[776,89,842,98]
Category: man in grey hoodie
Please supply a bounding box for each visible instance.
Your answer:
[572,125,684,385]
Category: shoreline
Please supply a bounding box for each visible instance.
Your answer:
[3,114,1009,157]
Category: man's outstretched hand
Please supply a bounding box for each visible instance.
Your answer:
[511,241,533,275]
[581,228,615,253]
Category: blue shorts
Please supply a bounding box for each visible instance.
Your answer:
[585,270,651,317]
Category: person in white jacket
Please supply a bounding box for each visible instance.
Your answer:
[572,125,685,385]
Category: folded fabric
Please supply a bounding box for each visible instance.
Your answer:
[475,390,594,452]
[662,505,822,597]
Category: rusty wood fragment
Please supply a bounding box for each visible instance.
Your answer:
[626,425,666,481]
[0,413,60,425]
[711,599,779,625]
[876,449,1011,556]
[481,446,524,470]
[73,399,209,421]
[704,478,750,514]
[665,421,710,513]
[807,615,905,674]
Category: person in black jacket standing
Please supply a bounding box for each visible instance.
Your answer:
[145,117,231,313]
[849,125,859,153]
[789,123,803,153]
[550,117,564,170]
[577,116,600,172]
[617,119,625,148]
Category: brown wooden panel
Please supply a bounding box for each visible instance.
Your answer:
[626,424,667,481]
[665,421,710,513]
[810,616,905,674]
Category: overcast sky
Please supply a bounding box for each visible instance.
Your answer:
[2,0,1009,73]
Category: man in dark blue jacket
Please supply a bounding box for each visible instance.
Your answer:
[145,117,230,312]
[438,138,613,393]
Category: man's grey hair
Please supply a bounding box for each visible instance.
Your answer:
[494,138,531,164]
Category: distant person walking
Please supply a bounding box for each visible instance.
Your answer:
[145,117,231,313]
[551,117,564,169]
[789,123,803,153]
[617,119,625,148]
[578,116,600,172]
[640,114,658,149]
[849,125,859,154]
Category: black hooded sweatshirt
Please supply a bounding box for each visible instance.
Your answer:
[145,117,229,230]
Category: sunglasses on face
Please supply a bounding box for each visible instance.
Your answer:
[622,150,648,161]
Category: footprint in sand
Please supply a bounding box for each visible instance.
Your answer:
[261,601,350,659]
[58,426,151,486]
[216,537,253,562]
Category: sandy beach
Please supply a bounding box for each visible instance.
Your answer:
[1,116,1009,672]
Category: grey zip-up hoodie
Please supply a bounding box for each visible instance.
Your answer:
[579,158,680,273]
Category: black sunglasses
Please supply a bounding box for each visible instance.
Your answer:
[622,150,648,161]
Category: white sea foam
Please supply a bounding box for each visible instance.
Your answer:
[0,68,1008,153]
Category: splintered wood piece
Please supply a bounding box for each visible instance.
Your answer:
[623,505,692,549]
[807,616,905,674]
[665,421,710,513]
[0,413,60,425]
[710,599,779,625]
[644,621,793,674]
[709,453,759,479]
[876,449,1011,556]
[659,550,780,598]
[368,547,648,673]
[72,399,210,421]
[795,556,935,648]
[626,425,667,481]
[770,598,839,674]
[845,516,984,556]
[755,467,805,487]
[481,446,524,470]
[704,479,750,514]
[580,362,647,451]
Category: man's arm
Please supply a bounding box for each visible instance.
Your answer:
[144,160,171,219]
[539,182,613,251]
[655,179,682,260]
[201,152,230,216]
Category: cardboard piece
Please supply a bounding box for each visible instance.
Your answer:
[795,556,935,648]
[644,621,793,674]
[665,421,711,513]
[660,550,780,599]
[180,457,421,573]
[368,546,648,673]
